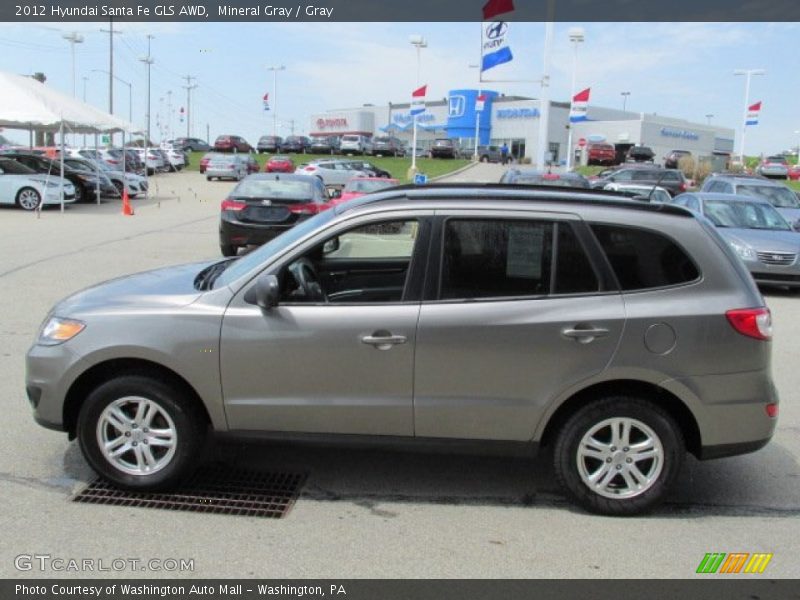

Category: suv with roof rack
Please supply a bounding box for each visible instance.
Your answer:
[27,184,777,516]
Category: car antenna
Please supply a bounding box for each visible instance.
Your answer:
[647,169,668,202]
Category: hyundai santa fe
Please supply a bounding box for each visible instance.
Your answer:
[26,184,778,515]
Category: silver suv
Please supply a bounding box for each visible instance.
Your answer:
[26,185,778,515]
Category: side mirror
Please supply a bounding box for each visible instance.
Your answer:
[323,237,340,254]
[245,274,280,309]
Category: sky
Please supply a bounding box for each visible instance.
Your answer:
[0,21,796,155]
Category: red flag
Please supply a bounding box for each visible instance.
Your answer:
[482,0,514,20]
[573,88,591,103]
[263,93,269,101]
[412,85,427,98]
[749,101,761,111]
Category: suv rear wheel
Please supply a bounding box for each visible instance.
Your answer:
[77,375,206,490]
[553,396,684,516]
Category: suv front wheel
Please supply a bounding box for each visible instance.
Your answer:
[77,375,206,490]
[554,396,684,516]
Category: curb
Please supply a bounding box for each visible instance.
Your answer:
[429,161,482,182]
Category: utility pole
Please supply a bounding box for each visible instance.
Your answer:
[166,90,173,139]
[139,34,155,146]
[100,19,119,144]
[288,119,296,135]
[182,75,197,138]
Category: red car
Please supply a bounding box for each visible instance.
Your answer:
[788,165,800,180]
[587,143,616,166]
[198,152,219,174]
[264,155,295,173]
[328,177,399,207]
[213,135,253,153]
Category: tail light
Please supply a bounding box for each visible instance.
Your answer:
[679,182,687,192]
[726,307,772,341]
[766,403,778,418]
[289,202,321,215]
[304,166,317,172]
[221,199,246,211]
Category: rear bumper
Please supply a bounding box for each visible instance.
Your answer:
[219,213,305,246]
[698,437,772,460]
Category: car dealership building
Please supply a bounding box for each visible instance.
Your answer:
[310,90,735,166]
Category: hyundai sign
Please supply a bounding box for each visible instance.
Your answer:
[446,89,498,145]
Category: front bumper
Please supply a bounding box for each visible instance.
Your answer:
[25,342,86,433]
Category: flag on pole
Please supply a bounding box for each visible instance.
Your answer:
[475,93,487,112]
[481,20,514,72]
[745,101,761,126]
[410,85,427,115]
[569,88,591,123]
[179,106,185,123]
[263,93,270,111]
[482,0,514,19]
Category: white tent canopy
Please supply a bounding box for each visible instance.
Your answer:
[0,71,137,134]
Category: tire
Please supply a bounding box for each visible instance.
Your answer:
[16,187,42,211]
[220,242,238,257]
[112,180,125,196]
[480,155,489,163]
[77,375,207,491]
[553,396,684,516]
[74,184,85,203]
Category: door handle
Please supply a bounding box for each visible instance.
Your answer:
[361,333,408,350]
[561,326,609,344]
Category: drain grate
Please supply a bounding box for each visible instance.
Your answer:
[72,466,307,518]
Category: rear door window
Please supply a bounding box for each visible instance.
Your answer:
[438,219,601,300]
[590,224,700,290]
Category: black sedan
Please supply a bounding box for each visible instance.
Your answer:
[1,151,118,202]
[280,136,311,154]
[219,173,330,257]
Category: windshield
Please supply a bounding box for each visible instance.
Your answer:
[703,199,791,230]
[344,179,396,194]
[232,178,313,199]
[737,184,800,208]
[214,209,335,289]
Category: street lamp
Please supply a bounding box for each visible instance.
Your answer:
[409,35,427,174]
[706,114,714,125]
[565,27,585,171]
[734,68,765,165]
[621,91,631,111]
[468,63,482,160]
[266,65,286,137]
[62,32,84,98]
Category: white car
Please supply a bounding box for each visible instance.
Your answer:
[163,148,186,171]
[131,148,166,174]
[205,154,249,181]
[340,134,373,156]
[0,157,76,210]
[62,157,148,198]
[295,159,369,187]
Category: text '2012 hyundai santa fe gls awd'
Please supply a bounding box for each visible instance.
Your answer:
[26,184,778,516]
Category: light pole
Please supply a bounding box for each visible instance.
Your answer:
[468,64,482,160]
[139,35,155,146]
[266,65,286,137]
[706,114,714,125]
[734,68,765,165]
[62,32,84,98]
[621,91,631,111]
[92,70,132,125]
[565,27,585,171]
[409,35,427,174]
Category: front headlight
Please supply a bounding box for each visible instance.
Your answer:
[38,317,85,346]
[729,240,756,261]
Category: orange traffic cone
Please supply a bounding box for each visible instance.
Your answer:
[122,187,134,216]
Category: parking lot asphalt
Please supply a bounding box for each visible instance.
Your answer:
[1,167,798,579]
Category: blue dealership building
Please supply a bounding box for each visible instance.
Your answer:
[310,90,734,165]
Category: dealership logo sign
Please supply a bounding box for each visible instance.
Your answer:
[496,108,539,119]
[660,127,699,140]
[448,95,467,118]
[393,113,435,124]
[485,21,508,40]
[316,118,348,130]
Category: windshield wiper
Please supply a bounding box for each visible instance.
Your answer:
[194,260,233,291]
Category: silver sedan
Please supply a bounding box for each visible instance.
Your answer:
[671,192,800,287]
